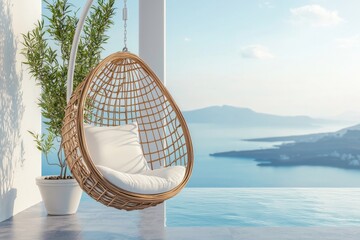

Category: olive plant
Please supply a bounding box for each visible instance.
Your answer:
[22,0,115,179]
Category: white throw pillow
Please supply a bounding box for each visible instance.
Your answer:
[84,122,149,174]
[96,165,186,194]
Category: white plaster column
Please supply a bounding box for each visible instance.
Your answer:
[139,0,167,230]
[139,0,166,84]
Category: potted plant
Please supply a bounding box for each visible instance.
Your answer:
[22,0,115,215]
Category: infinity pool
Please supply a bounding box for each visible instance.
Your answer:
[166,188,360,227]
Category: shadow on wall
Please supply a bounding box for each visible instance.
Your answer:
[0,0,25,219]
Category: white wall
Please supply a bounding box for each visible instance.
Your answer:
[0,0,42,222]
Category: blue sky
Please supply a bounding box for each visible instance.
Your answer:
[167,0,360,117]
[43,0,360,117]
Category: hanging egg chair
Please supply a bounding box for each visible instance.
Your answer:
[61,0,193,211]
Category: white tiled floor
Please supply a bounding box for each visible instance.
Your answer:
[1,201,360,240]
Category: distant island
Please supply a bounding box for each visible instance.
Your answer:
[210,124,360,169]
[183,105,342,128]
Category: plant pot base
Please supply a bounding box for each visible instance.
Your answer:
[36,176,82,215]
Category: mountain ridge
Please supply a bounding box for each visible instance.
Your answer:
[183,105,336,128]
[245,123,360,143]
[210,122,360,170]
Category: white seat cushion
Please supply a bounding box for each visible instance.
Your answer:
[96,165,186,194]
[84,123,149,174]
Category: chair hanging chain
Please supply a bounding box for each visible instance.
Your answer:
[122,0,128,52]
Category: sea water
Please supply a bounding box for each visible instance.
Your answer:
[43,123,360,187]
[186,123,360,188]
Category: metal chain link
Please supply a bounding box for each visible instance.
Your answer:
[122,0,128,52]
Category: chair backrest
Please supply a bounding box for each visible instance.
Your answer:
[79,52,192,170]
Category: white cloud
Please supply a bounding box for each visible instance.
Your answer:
[184,37,191,42]
[241,45,274,60]
[290,5,344,27]
[335,35,360,48]
[258,1,274,9]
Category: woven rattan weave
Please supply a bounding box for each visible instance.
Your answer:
[62,52,193,210]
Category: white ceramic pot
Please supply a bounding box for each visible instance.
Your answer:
[36,176,83,215]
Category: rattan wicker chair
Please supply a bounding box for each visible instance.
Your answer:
[61,0,193,211]
[62,51,193,210]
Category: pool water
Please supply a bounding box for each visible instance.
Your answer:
[166,188,360,227]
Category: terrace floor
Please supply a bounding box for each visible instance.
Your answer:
[1,199,360,240]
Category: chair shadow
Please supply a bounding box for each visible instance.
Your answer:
[0,0,25,221]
